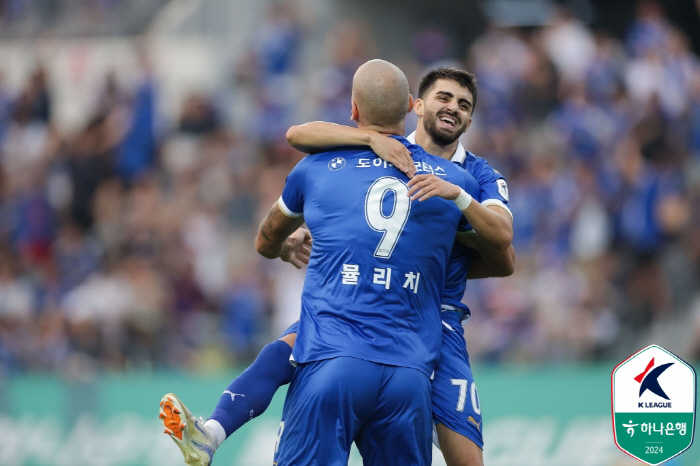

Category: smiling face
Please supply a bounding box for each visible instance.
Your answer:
[416,78,473,146]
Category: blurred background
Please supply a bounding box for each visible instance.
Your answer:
[0,0,699,464]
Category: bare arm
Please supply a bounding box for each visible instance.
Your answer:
[255,202,306,260]
[286,121,416,176]
[460,233,515,278]
[406,175,513,251]
[286,121,375,153]
[461,202,513,251]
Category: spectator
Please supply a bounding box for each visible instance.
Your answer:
[1,0,700,374]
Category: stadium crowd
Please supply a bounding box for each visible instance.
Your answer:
[1,0,700,375]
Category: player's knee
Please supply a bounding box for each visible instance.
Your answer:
[279,332,296,348]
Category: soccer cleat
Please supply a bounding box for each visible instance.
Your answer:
[159,393,215,466]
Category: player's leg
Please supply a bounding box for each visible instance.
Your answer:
[274,356,381,466]
[207,328,297,441]
[160,323,298,465]
[432,310,484,466]
[436,423,484,466]
[355,365,433,466]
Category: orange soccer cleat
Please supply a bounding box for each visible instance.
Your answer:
[159,393,215,466]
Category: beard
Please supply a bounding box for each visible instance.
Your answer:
[423,110,468,146]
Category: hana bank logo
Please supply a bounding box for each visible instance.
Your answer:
[612,345,696,466]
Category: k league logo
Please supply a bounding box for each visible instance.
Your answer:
[496,179,509,201]
[612,345,696,465]
[328,157,346,171]
[636,358,674,403]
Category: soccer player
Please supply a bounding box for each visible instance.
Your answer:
[263,58,488,466]
[160,67,512,466]
[284,68,513,466]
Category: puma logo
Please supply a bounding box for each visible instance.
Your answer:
[224,390,245,401]
[468,416,481,432]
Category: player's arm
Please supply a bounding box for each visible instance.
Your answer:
[406,174,513,251]
[286,121,416,176]
[459,233,515,278]
[278,227,312,269]
[255,202,307,261]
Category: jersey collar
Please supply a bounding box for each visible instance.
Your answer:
[407,131,467,164]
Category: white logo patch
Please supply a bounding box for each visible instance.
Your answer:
[329,157,346,171]
[224,390,245,401]
[497,179,509,201]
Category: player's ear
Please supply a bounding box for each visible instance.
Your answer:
[407,94,414,114]
[413,98,424,118]
[351,100,359,121]
[464,115,473,133]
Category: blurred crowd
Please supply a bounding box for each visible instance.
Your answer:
[460,1,700,362]
[1,0,700,376]
[0,0,166,37]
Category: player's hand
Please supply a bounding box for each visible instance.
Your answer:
[368,132,416,178]
[280,227,313,269]
[406,174,461,202]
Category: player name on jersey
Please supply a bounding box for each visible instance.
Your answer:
[340,264,421,293]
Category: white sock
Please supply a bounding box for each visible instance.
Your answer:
[203,419,227,450]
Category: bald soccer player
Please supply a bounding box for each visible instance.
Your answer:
[265,58,483,466]
[160,59,483,466]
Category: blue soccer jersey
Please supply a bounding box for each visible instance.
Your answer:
[279,136,480,377]
[403,133,512,448]
[407,133,512,316]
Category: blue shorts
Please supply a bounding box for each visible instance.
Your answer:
[273,356,432,466]
[278,315,483,449]
[431,310,483,448]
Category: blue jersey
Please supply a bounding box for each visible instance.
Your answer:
[406,133,512,316]
[279,136,480,376]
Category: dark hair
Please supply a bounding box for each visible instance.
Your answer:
[417,68,478,114]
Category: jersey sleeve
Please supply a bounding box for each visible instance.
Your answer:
[475,158,513,221]
[279,155,315,218]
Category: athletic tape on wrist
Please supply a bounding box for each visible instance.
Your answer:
[453,188,473,211]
